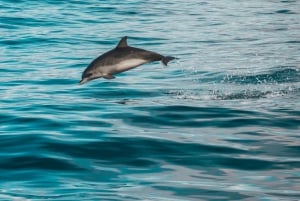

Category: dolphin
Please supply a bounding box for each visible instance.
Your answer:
[79,36,176,85]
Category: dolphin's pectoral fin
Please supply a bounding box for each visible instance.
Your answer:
[102,74,115,79]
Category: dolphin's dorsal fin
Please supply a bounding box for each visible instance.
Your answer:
[116,36,128,48]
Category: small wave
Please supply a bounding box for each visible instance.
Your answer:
[169,85,299,101]
[221,67,299,85]
[210,87,300,100]
[171,67,300,101]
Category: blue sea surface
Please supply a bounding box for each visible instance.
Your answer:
[1,0,300,200]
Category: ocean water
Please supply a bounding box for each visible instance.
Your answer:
[1,0,300,200]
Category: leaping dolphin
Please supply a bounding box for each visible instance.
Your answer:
[79,36,176,85]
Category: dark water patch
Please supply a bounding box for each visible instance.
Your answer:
[117,10,139,15]
[282,146,300,157]
[1,36,59,47]
[219,157,277,170]
[268,192,300,199]
[270,108,300,116]
[0,23,19,30]
[221,115,299,129]
[0,192,69,201]
[36,103,104,113]
[0,156,84,171]
[281,0,297,2]
[275,9,296,14]
[286,40,300,44]
[225,139,260,145]
[68,119,113,129]
[191,40,226,46]
[32,78,76,86]
[134,105,256,117]
[78,18,116,24]
[0,113,16,124]
[154,185,251,200]
[94,6,117,12]
[43,137,247,171]
[0,16,58,27]
[0,134,43,154]
[3,115,66,132]
[105,105,300,129]
[0,67,25,73]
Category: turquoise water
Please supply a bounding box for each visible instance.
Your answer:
[1,0,300,200]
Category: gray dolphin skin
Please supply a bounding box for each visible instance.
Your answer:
[79,36,176,85]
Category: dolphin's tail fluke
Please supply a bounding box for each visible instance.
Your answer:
[162,56,176,66]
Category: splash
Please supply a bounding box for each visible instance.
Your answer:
[170,66,300,100]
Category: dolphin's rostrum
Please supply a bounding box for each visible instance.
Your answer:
[79,36,176,85]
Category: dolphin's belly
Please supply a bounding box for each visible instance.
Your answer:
[97,59,149,75]
[114,59,148,73]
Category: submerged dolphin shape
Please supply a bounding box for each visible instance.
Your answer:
[79,36,176,85]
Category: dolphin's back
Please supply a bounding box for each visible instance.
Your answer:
[88,46,162,69]
[124,46,163,61]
